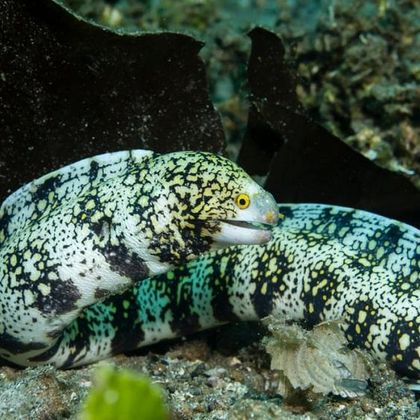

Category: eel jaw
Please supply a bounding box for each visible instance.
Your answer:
[211,218,275,248]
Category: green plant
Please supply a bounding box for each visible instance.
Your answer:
[82,365,169,420]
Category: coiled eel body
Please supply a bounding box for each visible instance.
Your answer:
[0,150,278,366]
[29,204,419,380]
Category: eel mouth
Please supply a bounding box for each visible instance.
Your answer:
[190,218,276,247]
[208,218,276,247]
[222,219,273,231]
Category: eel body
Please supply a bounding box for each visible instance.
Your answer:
[32,204,419,380]
[0,150,278,366]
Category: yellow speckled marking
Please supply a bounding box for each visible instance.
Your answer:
[399,334,410,351]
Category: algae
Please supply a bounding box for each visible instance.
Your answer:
[62,0,420,188]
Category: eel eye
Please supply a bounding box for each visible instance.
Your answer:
[235,193,250,209]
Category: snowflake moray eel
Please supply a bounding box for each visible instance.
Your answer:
[45,204,419,379]
[0,150,278,366]
[0,151,418,382]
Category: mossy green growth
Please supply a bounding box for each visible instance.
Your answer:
[82,365,169,420]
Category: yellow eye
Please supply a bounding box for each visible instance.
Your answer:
[235,193,250,209]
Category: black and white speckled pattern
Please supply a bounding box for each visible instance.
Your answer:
[0,149,278,365]
[41,204,419,381]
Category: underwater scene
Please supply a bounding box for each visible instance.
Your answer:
[0,0,419,418]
